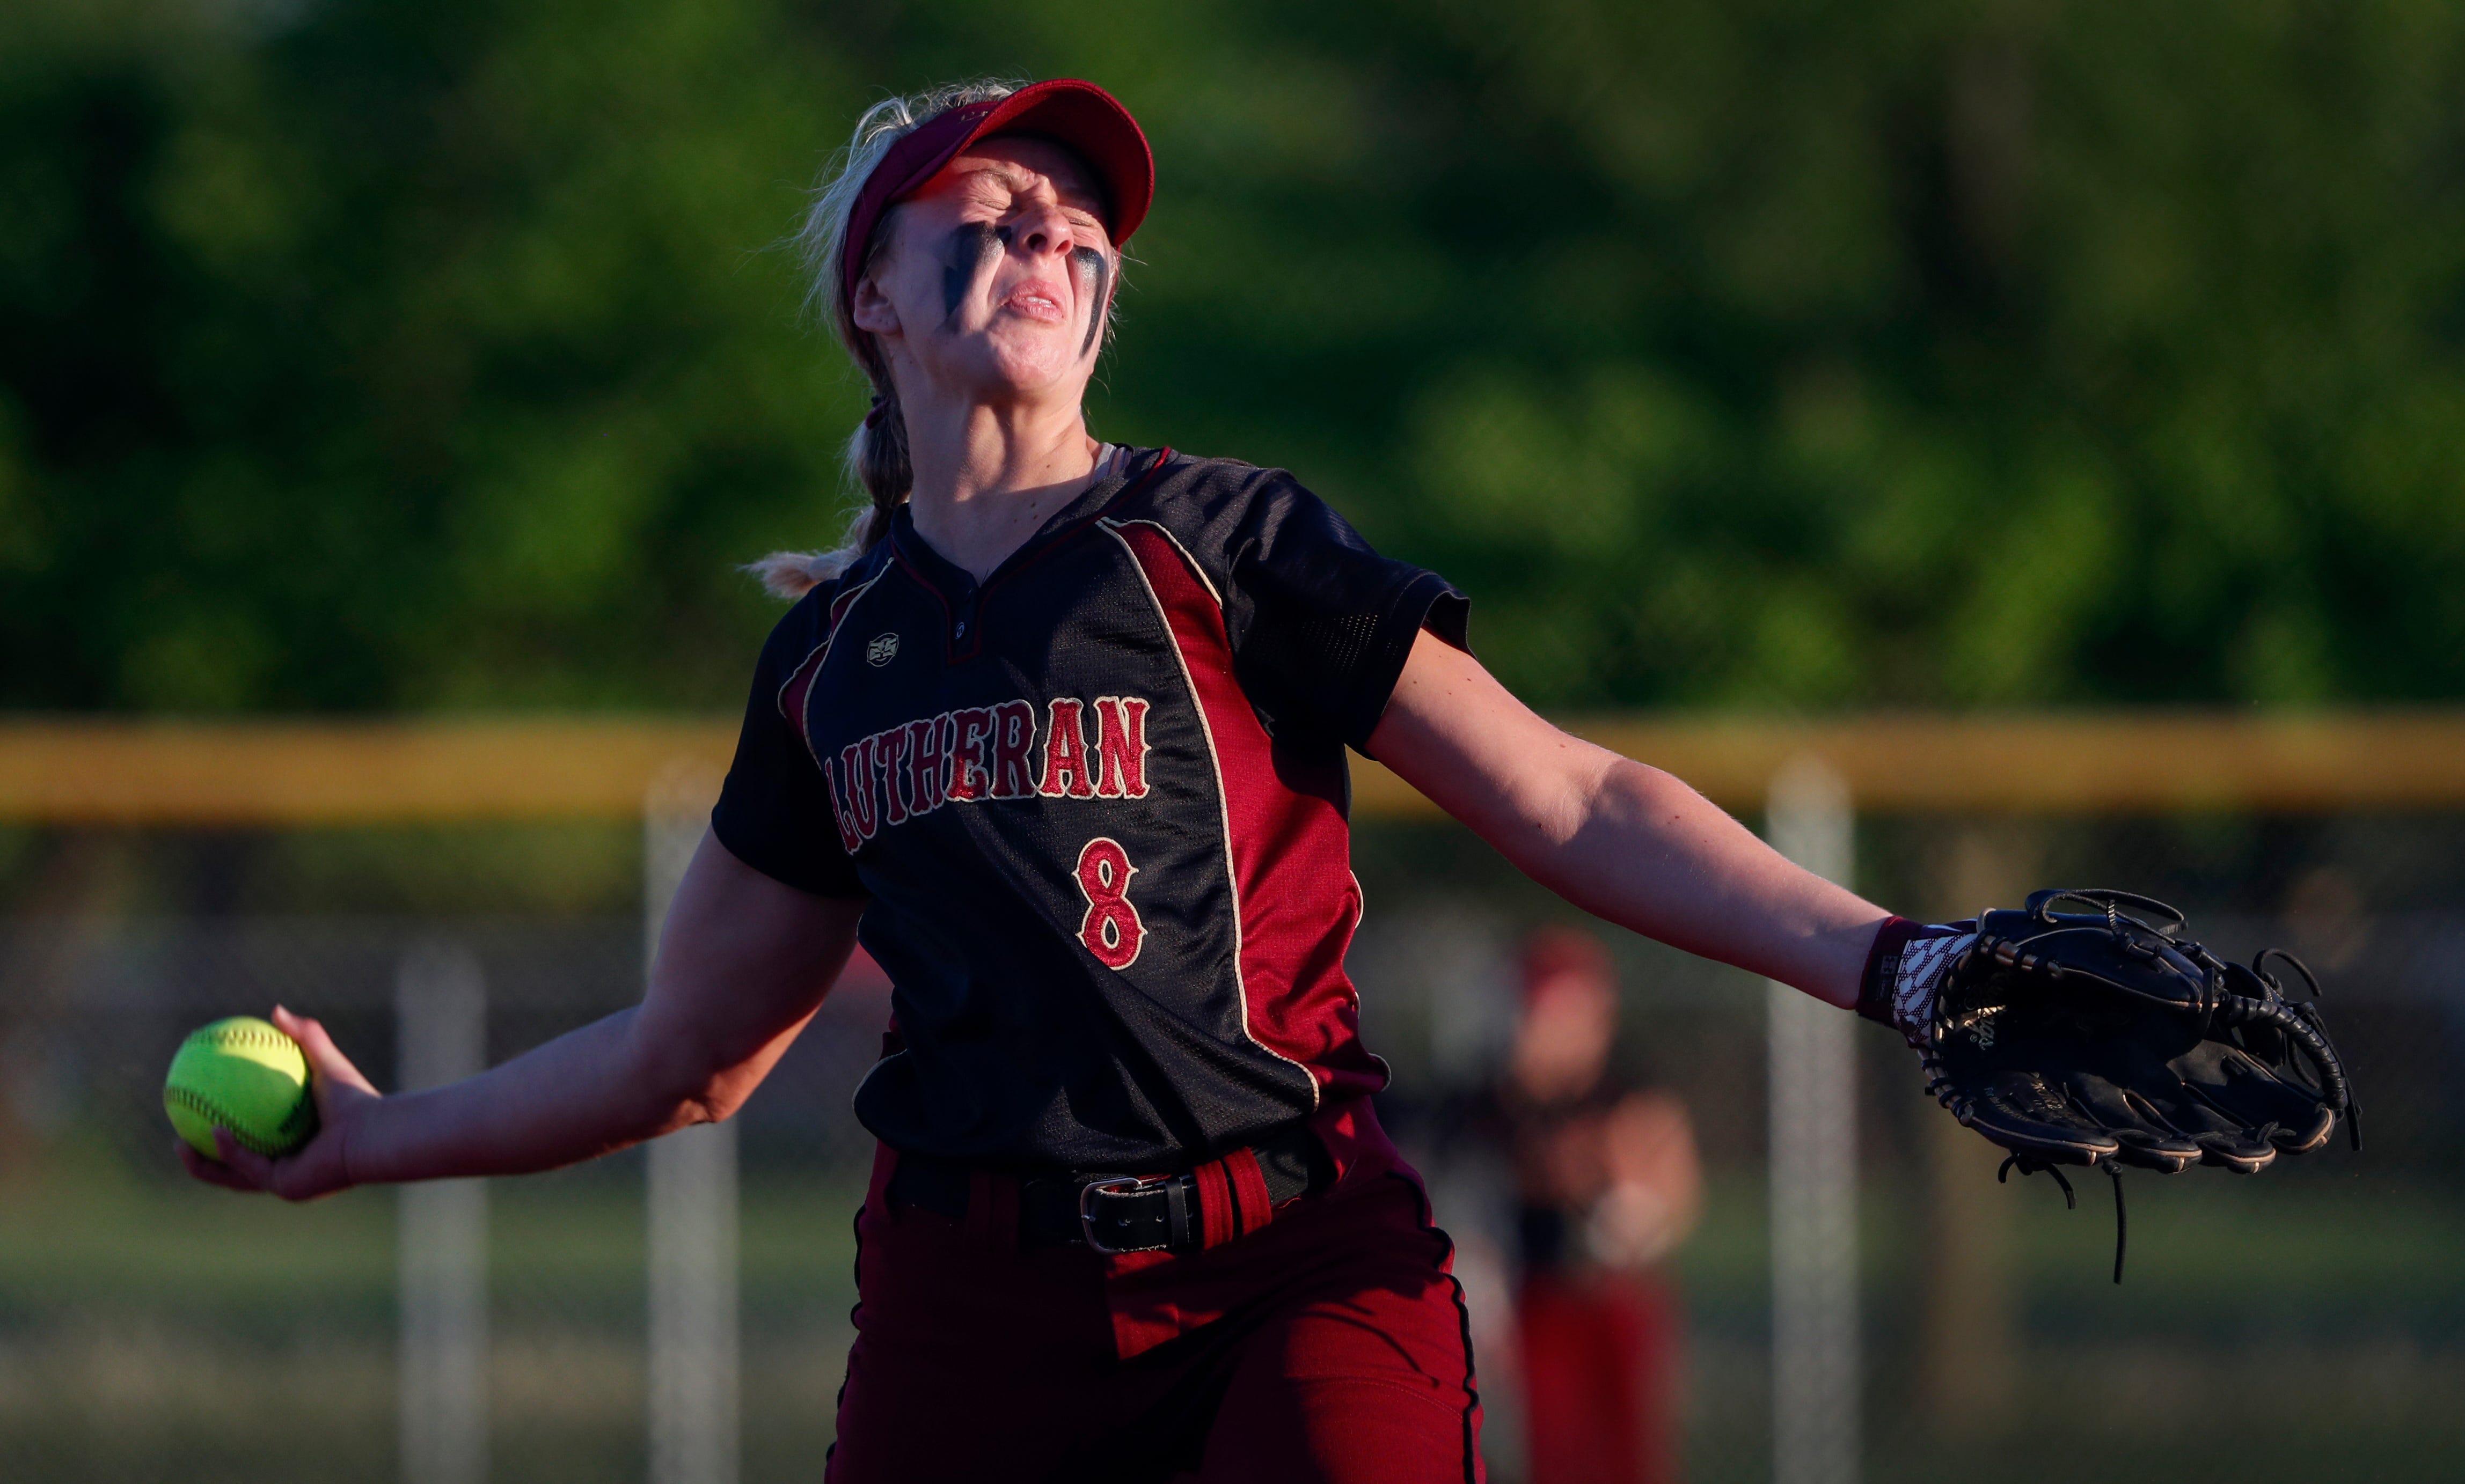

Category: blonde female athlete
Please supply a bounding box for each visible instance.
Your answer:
[186,79,1955,1483]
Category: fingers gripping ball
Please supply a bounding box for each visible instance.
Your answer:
[164,1016,320,1159]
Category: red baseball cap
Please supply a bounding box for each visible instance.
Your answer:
[838,79,1155,332]
[1520,926,1616,1004]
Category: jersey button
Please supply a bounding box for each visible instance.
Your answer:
[954,620,968,638]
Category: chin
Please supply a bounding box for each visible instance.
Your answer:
[970,332,1089,401]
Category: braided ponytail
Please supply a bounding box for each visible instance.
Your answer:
[747,79,1023,601]
[846,376,913,553]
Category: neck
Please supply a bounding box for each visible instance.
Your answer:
[898,383,1099,582]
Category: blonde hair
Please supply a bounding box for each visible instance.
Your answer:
[748,79,1025,600]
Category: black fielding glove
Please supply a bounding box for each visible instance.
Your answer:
[1857,890,2358,1282]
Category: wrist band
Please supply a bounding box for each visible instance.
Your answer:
[1856,916,1920,1027]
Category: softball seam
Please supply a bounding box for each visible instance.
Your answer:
[185,1023,299,1054]
[165,1082,315,1157]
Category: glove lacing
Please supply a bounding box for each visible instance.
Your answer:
[1997,1153,2130,1284]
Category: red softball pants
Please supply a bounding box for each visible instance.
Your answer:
[1518,1269,1684,1484]
[824,1110,1485,1484]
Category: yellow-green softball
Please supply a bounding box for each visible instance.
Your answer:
[163,1016,320,1159]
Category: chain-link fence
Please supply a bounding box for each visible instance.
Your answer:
[1,809,2459,1483]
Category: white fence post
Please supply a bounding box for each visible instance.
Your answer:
[1766,755,1860,1484]
[645,762,737,1484]
[398,943,489,1484]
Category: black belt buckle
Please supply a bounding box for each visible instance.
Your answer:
[1078,1174,1168,1254]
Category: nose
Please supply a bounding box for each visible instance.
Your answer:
[1009,198,1080,261]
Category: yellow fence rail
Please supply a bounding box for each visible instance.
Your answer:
[0,711,2459,826]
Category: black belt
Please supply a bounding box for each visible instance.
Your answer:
[886,1122,1333,1255]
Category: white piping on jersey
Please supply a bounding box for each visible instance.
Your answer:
[1105,514,1226,611]
[1098,517,1320,1108]
[778,563,895,1127]
[1349,869,1392,1086]
[776,564,893,773]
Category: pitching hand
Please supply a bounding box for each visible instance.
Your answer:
[178,1005,381,1201]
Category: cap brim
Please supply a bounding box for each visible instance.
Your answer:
[937,79,1155,246]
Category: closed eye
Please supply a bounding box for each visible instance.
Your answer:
[953,174,1106,237]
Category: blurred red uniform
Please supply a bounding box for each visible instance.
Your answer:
[1488,929,1702,1484]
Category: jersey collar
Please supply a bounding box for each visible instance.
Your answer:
[888,445,1171,604]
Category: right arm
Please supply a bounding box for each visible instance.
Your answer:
[182,831,865,1201]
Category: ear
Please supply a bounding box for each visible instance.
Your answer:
[851,273,902,338]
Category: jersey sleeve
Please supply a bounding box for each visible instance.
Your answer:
[1219,473,1471,753]
[709,597,867,899]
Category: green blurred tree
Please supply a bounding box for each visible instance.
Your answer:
[2,0,2461,713]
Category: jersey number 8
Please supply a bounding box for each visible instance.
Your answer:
[1074,837,1145,969]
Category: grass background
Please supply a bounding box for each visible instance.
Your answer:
[3,1140,2455,1483]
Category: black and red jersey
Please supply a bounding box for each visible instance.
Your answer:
[712,447,1467,1170]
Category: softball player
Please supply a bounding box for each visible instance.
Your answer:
[187,79,1903,1482]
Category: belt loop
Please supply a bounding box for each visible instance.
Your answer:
[1224,1147,1273,1238]
[1165,1176,1194,1248]
[1191,1159,1235,1250]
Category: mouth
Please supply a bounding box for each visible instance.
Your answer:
[1000,280,1071,323]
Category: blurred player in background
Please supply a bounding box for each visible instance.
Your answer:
[1489,928,1700,1484]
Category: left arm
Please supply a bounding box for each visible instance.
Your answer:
[1367,629,1886,1007]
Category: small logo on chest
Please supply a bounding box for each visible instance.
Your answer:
[865,633,900,667]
